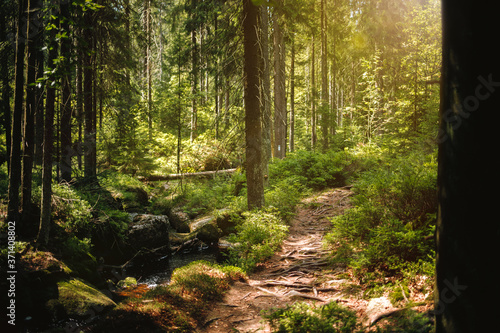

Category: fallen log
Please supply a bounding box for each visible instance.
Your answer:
[138,168,237,181]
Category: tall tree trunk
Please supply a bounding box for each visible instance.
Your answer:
[320,0,329,151]
[60,0,72,182]
[146,0,152,141]
[273,2,286,159]
[310,37,317,149]
[260,4,271,183]
[76,26,83,171]
[37,10,58,247]
[243,0,264,209]
[289,35,295,152]
[83,10,95,178]
[7,0,28,224]
[436,1,500,332]
[34,7,44,167]
[21,0,40,227]
[190,21,198,142]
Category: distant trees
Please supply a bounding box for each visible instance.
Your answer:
[0,0,442,241]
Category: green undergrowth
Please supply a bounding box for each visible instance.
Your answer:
[264,302,434,333]
[264,301,361,333]
[226,209,289,272]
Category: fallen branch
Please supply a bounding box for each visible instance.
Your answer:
[285,290,326,302]
[138,168,237,181]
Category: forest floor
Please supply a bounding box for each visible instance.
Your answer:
[198,187,381,333]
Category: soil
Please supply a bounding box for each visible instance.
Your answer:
[197,187,375,333]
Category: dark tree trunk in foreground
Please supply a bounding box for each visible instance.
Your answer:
[243,0,264,209]
[436,1,500,332]
[7,0,27,224]
[21,0,40,227]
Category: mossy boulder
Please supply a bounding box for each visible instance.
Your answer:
[195,223,220,245]
[47,278,116,319]
[127,214,170,250]
[117,277,138,289]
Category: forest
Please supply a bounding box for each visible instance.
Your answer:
[1,0,498,332]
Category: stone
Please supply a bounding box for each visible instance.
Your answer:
[47,278,116,319]
[117,277,138,289]
[127,214,170,250]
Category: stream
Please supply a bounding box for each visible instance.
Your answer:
[131,244,221,287]
[126,212,224,287]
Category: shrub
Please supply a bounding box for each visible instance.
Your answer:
[264,301,361,333]
[269,150,347,190]
[325,153,437,271]
[265,177,307,222]
[227,209,288,272]
[32,183,93,234]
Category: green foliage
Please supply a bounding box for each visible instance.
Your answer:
[374,310,434,333]
[325,153,437,272]
[177,176,236,218]
[32,183,93,234]
[170,260,245,300]
[0,162,8,199]
[269,150,347,190]
[265,177,308,222]
[264,302,361,333]
[227,209,288,272]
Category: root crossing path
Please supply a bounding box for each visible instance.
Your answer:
[198,187,363,333]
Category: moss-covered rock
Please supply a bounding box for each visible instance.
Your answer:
[117,277,138,289]
[48,278,116,319]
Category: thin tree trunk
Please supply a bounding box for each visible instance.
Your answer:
[34,7,44,167]
[260,4,271,183]
[83,10,95,178]
[243,0,264,209]
[191,27,198,142]
[7,0,27,224]
[273,2,286,159]
[289,35,295,152]
[60,0,72,182]
[320,0,329,151]
[37,10,58,247]
[310,37,317,149]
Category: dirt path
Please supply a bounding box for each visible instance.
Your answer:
[198,187,368,333]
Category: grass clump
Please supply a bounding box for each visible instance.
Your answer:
[227,209,288,272]
[264,301,361,333]
[169,260,246,300]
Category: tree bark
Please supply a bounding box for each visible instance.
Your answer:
[7,0,27,224]
[243,0,264,209]
[436,1,500,332]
